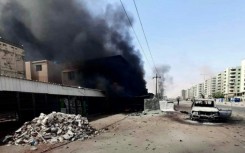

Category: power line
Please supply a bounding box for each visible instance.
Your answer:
[119,0,152,70]
[132,0,158,74]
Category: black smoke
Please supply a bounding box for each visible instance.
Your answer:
[0,0,147,97]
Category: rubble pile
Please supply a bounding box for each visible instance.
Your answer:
[3,112,98,145]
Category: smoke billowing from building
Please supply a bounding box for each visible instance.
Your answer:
[0,0,147,96]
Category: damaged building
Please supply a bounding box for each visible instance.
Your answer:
[61,55,148,112]
[0,38,148,126]
[0,0,149,123]
[0,37,25,78]
[0,38,106,125]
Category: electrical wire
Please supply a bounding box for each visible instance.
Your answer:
[119,0,152,70]
[132,0,159,75]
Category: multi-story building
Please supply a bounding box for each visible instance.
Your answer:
[215,72,224,93]
[188,88,193,99]
[240,59,245,101]
[25,60,62,83]
[204,77,217,98]
[211,77,216,95]
[181,90,186,100]
[198,83,204,98]
[0,37,25,78]
[204,79,210,98]
[183,59,245,101]
[223,66,241,100]
[193,85,197,98]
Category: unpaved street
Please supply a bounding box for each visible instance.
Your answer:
[1,102,245,153]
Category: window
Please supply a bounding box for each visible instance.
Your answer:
[36,65,42,71]
[68,72,75,80]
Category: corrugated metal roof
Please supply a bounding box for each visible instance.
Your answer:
[0,75,105,97]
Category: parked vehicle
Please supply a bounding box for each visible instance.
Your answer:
[190,99,232,121]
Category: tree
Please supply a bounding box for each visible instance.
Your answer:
[212,92,224,98]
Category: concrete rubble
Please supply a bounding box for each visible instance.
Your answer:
[3,112,98,146]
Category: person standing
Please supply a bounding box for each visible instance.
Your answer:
[177,97,180,105]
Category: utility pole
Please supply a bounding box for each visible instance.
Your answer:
[153,74,161,98]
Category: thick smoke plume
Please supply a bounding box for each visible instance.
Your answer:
[0,0,147,97]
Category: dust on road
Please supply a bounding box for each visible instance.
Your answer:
[1,103,245,153]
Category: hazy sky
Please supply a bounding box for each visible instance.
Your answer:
[102,0,245,98]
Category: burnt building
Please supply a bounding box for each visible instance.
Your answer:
[62,55,148,112]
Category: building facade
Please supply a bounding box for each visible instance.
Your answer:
[223,67,241,100]
[0,37,25,78]
[240,60,245,101]
[25,60,62,83]
[184,59,245,101]
[181,90,186,100]
[215,72,224,93]
[62,68,81,87]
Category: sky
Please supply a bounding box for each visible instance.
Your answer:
[99,0,245,98]
[2,0,245,98]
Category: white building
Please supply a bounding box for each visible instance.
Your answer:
[204,77,216,98]
[240,60,245,100]
[223,66,241,100]
[181,89,186,100]
[192,83,204,98]
[211,77,216,96]
[187,88,193,99]
[215,72,224,93]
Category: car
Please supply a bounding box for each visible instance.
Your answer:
[190,99,231,121]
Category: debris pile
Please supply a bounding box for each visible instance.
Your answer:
[3,112,98,145]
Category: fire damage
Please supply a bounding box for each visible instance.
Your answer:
[0,1,154,149]
[190,99,232,121]
[0,0,149,119]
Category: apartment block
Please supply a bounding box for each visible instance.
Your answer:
[181,89,186,100]
[240,59,245,100]
[187,88,193,99]
[211,77,216,95]
[215,72,224,93]
[223,66,241,99]
[0,37,25,78]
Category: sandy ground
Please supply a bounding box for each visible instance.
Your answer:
[1,102,245,153]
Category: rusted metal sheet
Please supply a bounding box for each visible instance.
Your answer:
[0,75,104,97]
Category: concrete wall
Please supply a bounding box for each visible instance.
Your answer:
[0,39,25,78]
[144,98,159,111]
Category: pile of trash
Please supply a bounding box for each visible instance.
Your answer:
[3,112,98,145]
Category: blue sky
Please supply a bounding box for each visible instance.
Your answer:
[103,0,245,97]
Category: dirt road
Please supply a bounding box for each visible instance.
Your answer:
[1,102,245,153]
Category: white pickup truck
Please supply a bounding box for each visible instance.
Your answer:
[190,99,232,121]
